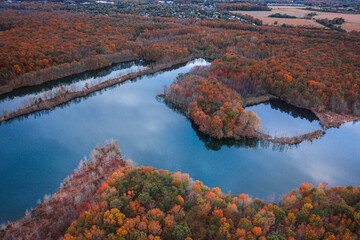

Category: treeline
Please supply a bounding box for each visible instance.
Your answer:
[268,13,297,18]
[270,0,360,13]
[0,52,136,95]
[316,18,346,31]
[63,164,360,239]
[217,3,271,11]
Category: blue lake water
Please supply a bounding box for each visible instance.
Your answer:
[0,59,359,223]
[246,99,322,137]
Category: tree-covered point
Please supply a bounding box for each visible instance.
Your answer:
[64,165,360,239]
[164,72,261,140]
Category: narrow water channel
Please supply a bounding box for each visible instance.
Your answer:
[0,60,148,115]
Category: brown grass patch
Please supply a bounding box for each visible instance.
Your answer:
[341,22,360,31]
[259,17,325,28]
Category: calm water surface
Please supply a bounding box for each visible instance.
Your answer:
[0,60,147,114]
[0,59,359,223]
[246,99,322,136]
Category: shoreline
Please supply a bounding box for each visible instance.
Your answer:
[0,52,139,96]
[163,94,326,145]
[244,95,360,130]
[256,129,326,144]
[243,96,358,144]
[243,94,278,107]
[0,142,125,240]
[0,56,198,124]
[314,111,360,129]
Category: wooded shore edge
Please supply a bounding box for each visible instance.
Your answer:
[0,141,125,240]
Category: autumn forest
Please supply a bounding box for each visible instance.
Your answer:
[0,0,359,239]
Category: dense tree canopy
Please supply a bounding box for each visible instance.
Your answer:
[165,72,260,139]
[64,165,360,239]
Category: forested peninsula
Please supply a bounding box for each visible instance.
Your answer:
[1,143,359,240]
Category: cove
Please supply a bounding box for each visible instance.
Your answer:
[246,99,322,137]
[0,59,359,224]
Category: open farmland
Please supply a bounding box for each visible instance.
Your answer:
[231,6,360,31]
[259,17,325,28]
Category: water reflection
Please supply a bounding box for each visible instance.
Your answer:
[246,99,322,137]
[266,99,319,122]
[160,97,308,151]
[163,98,282,151]
[0,60,149,114]
[192,120,264,150]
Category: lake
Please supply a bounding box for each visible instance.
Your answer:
[0,59,359,223]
